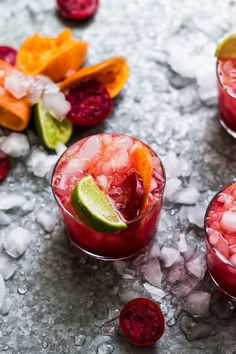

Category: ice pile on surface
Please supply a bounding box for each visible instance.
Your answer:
[36,211,58,233]
[0,194,27,210]
[0,255,17,280]
[3,227,32,258]
[185,291,211,316]
[27,147,58,178]
[179,313,216,341]
[0,274,6,309]
[0,133,29,157]
[4,71,70,120]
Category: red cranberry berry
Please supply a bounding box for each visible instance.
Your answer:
[65,80,112,126]
[0,46,17,65]
[56,0,99,20]
[119,298,165,346]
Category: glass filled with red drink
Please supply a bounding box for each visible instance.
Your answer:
[51,133,165,260]
[205,181,236,300]
[217,59,236,137]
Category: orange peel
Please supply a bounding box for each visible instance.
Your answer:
[17,28,88,82]
[59,56,129,98]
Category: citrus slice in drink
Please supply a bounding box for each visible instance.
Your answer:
[215,34,236,59]
[133,145,153,206]
[71,175,127,233]
[34,102,73,150]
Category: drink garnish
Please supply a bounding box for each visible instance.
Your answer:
[215,34,236,59]
[34,102,73,150]
[133,145,153,206]
[71,175,127,233]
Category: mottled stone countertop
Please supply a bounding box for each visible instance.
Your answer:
[1,0,236,353]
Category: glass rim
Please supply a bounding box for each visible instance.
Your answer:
[51,133,166,227]
[216,59,236,99]
[204,180,236,270]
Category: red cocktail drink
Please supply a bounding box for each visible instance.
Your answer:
[217,59,236,137]
[205,181,236,300]
[52,134,165,260]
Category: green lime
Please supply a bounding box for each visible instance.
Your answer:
[71,175,127,233]
[215,34,236,59]
[34,102,73,150]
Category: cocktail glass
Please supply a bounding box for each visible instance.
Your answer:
[51,133,166,260]
[205,181,236,300]
[217,59,236,138]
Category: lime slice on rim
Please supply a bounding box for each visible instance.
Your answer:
[71,175,127,233]
[215,34,236,59]
[34,102,73,150]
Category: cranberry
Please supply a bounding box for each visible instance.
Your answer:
[56,0,99,20]
[0,152,10,181]
[119,298,165,346]
[65,80,112,126]
[0,46,17,65]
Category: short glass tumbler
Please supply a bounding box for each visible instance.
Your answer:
[205,181,236,300]
[51,133,166,261]
[217,60,236,138]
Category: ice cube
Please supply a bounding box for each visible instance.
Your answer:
[97,343,114,354]
[163,151,181,178]
[217,193,234,208]
[196,66,217,106]
[187,203,206,228]
[0,297,11,315]
[112,136,133,150]
[164,177,182,201]
[96,175,109,192]
[175,187,200,205]
[179,313,216,341]
[166,262,199,297]
[3,227,32,259]
[221,210,236,233]
[142,259,162,287]
[4,74,27,99]
[177,233,188,253]
[0,194,26,210]
[0,255,17,280]
[0,211,11,225]
[185,291,211,316]
[143,283,166,302]
[34,155,58,178]
[36,211,58,233]
[185,251,207,280]
[55,143,67,157]
[78,136,101,162]
[0,274,6,309]
[112,150,129,170]
[0,133,29,157]
[149,242,161,258]
[42,92,71,121]
[161,247,181,267]
[166,41,195,78]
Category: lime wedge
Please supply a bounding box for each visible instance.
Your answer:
[34,102,73,150]
[71,175,127,233]
[215,34,236,59]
